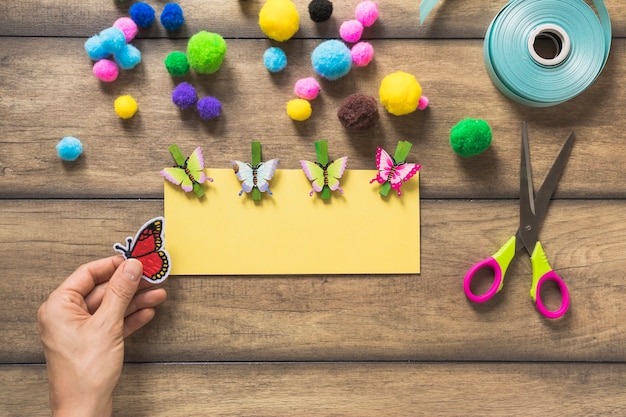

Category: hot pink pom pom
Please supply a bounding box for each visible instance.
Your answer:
[93,59,119,82]
[351,41,374,66]
[339,19,364,43]
[355,1,379,27]
[418,96,429,110]
[113,17,139,42]
[294,77,321,100]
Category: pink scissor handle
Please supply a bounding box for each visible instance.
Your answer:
[534,271,570,319]
[464,257,504,303]
[464,236,517,303]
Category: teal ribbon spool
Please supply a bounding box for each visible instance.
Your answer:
[484,0,611,107]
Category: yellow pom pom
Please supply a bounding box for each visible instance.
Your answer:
[379,71,422,116]
[259,0,299,42]
[114,95,138,119]
[286,99,312,121]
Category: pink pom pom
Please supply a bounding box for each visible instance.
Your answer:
[418,96,429,110]
[294,77,321,100]
[355,1,379,27]
[339,19,364,43]
[92,59,119,82]
[351,41,374,67]
[113,17,139,42]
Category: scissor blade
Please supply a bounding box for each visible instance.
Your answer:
[519,122,536,249]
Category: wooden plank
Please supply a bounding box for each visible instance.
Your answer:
[1,0,624,39]
[2,199,625,364]
[3,362,626,416]
[1,37,624,199]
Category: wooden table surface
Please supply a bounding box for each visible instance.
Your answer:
[2,1,626,415]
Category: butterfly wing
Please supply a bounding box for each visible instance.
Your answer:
[388,162,421,186]
[374,147,395,184]
[300,160,325,192]
[231,160,255,193]
[254,159,279,192]
[113,217,171,284]
[325,156,348,191]
[186,147,207,184]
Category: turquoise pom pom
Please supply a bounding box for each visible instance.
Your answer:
[84,35,109,60]
[99,27,127,54]
[263,47,287,72]
[56,136,83,161]
[114,44,142,70]
[311,40,352,80]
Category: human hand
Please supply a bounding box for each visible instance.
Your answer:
[37,256,168,417]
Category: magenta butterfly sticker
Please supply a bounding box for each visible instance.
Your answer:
[370,144,420,196]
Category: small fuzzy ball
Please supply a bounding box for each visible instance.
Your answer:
[164,51,190,76]
[259,0,300,42]
[355,1,379,27]
[92,59,119,82]
[379,71,423,116]
[197,96,222,120]
[294,77,320,100]
[171,82,197,109]
[113,17,139,42]
[337,93,379,130]
[286,99,312,121]
[263,47,287,72]
[187,31,227,74]
[114,95,138,119]
[114,44,142,70]
[450,118,493,157]
[84,35,109,61]
[339,19,364,43]
[418,96,429,110]
[99,27,127,54]
[129,2,156,28]
[160,3,185,31]
[308,0,333,23]
[311,39,352,81]
[351,41,374,66]
[56,136,83,161]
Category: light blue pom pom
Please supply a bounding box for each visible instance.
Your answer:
[263,47,287,73]
[99,27,127,54]
[114,44,142,70]
[311,40,352,80]
[56,136,83,161]
[84,35,109,61]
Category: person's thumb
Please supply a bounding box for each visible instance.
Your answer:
[97,258,143,321]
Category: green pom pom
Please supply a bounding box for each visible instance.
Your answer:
[450,118,492,157]
[164,51,190,76]
[186,31,227,74]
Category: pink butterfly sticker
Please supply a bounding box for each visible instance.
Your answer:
[370,147,420,196]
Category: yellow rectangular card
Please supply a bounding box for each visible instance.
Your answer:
[164,169,420,275]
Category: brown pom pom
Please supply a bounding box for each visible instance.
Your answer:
[337,93,379,130]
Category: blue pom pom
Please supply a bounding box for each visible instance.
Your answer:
[160,3,185,31]
[311,40,352,80]
[84,35,109,60]
[99,27,127,54]
[56,136,83,161]
[263,47,287,72]
[130,2,156,28]
[114,44,142,70]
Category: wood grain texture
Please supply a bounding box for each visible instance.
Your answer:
[2,0,625,414]
[3,362,626,416]
[2,199,625,364]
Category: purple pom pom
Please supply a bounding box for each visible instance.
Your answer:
[197,96,222,120]
[171,82,197,109]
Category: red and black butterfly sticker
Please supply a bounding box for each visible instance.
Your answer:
[113,217,171,284]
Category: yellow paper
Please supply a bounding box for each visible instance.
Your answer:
[164,169,420,275]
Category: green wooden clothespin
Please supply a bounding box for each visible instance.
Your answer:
[167,144,206,198]
[250,141,263,201]
[314,140,332,200]
[379,140,412,197]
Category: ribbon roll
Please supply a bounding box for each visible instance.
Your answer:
[484,0,611,107]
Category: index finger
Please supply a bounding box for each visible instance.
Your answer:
[58,255,125,297]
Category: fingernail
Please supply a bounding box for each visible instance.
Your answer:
[123,259,142,281]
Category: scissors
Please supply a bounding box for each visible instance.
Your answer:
[463,122,574,319]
